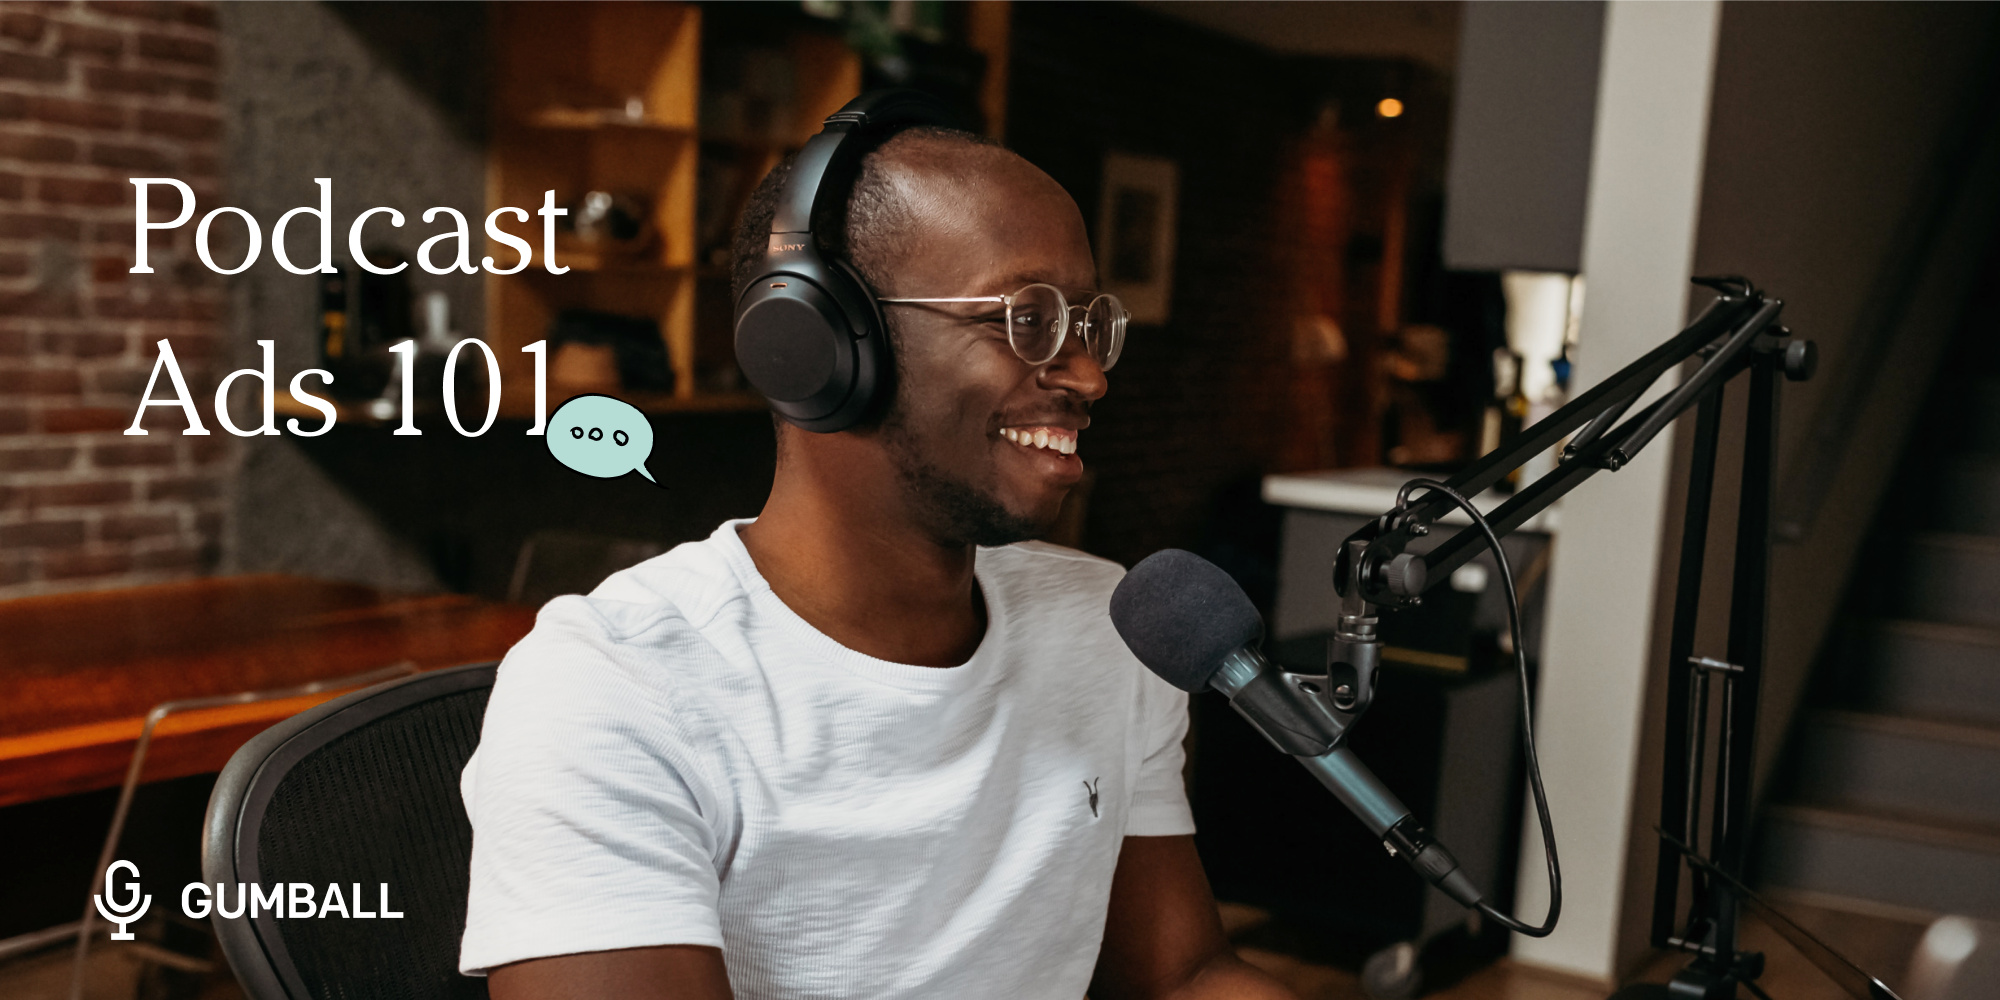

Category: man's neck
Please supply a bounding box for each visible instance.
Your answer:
[739,440,986,668]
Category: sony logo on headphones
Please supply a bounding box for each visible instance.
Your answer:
[768,237,809,253]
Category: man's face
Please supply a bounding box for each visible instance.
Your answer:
[864,145,1107,547]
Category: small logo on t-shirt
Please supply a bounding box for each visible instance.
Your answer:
[1084,777,1101,818]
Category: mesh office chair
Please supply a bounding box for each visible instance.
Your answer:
[203,662,497,1000]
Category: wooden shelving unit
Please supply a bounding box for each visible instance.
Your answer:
[485,2,1008,423]
[487,2,707,419]
[485,2,856,421]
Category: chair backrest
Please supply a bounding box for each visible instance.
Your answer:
[203,662,497,1000]
[507,530,664,607]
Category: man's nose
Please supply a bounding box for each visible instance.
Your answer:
[1040,334,1109,401]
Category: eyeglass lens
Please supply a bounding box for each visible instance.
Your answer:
[1082,294,1127,370]
[1006,284,1067,366]
[1005,284,1128,370]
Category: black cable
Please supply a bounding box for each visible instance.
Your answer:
[1394,478,1562,938]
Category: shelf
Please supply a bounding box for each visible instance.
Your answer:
[526,108,698,134]
[700,134,803,154]
[609,389,768,414]
[536,252,689,275]
[1262,467,1562,533]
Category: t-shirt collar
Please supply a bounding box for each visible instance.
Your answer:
[711,519,999,693]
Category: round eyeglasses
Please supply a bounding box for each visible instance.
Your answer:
[878,283,1129,371]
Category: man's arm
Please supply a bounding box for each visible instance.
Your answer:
[1090,835,1301,1000]
[489,945,733,1000]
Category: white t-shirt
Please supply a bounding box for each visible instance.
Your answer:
[459,520,1194,999]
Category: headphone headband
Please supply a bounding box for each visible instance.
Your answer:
[769,89,960,237]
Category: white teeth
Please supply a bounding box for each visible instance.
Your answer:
[1002,427,1078,454]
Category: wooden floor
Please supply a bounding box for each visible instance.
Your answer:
[0,939,242,1000]
[1226,896,1928,1000]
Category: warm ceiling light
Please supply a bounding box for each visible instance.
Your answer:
[1377,98,1405,119]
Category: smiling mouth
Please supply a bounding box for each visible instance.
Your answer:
[1001,425,1078,456]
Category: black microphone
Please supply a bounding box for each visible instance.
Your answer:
[1110,549,1483,909]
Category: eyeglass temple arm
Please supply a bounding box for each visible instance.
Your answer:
[877,296,1009,304]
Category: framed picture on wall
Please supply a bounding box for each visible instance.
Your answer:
[1097,152,1179,325]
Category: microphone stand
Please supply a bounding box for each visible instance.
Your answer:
[1329,277,1888,1000]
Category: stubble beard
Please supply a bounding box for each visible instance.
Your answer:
[877,403,1048,549]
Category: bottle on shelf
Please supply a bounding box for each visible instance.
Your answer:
[318,262,350,363]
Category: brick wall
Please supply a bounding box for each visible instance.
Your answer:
[0,0,227,598]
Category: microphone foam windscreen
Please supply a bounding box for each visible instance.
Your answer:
[1109,549,1264,692]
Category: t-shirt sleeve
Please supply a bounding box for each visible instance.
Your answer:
[459,602,728,975]
[1126,669,1196,837]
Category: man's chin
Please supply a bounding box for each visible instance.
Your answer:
[1015,495,1070,540]
[959,501,1058,548]
[951,520,1043,549]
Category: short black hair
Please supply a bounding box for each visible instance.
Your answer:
[729,125,1000,304]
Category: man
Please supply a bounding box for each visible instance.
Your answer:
[460,124,1299,1000]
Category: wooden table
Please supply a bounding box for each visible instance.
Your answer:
[0,575,537,809]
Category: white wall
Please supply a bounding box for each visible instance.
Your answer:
[1508,0,1721,982]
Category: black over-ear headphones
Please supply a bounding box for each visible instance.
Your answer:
[733,89,957,433]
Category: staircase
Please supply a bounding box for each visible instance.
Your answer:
[1757,380,2000,920]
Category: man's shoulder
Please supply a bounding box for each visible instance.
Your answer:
[587,529,747,627]
[495,529,750,699]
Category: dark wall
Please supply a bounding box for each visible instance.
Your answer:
[1007,2,1301,569]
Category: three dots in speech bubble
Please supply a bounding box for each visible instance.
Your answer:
[545,394,660,485]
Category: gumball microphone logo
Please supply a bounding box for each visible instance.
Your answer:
[94,860,152,940]
[546,394,660,485]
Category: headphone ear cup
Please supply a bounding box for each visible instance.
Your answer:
[738,89,949,432]
[736,278,851,405]
[733,260,891,433]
